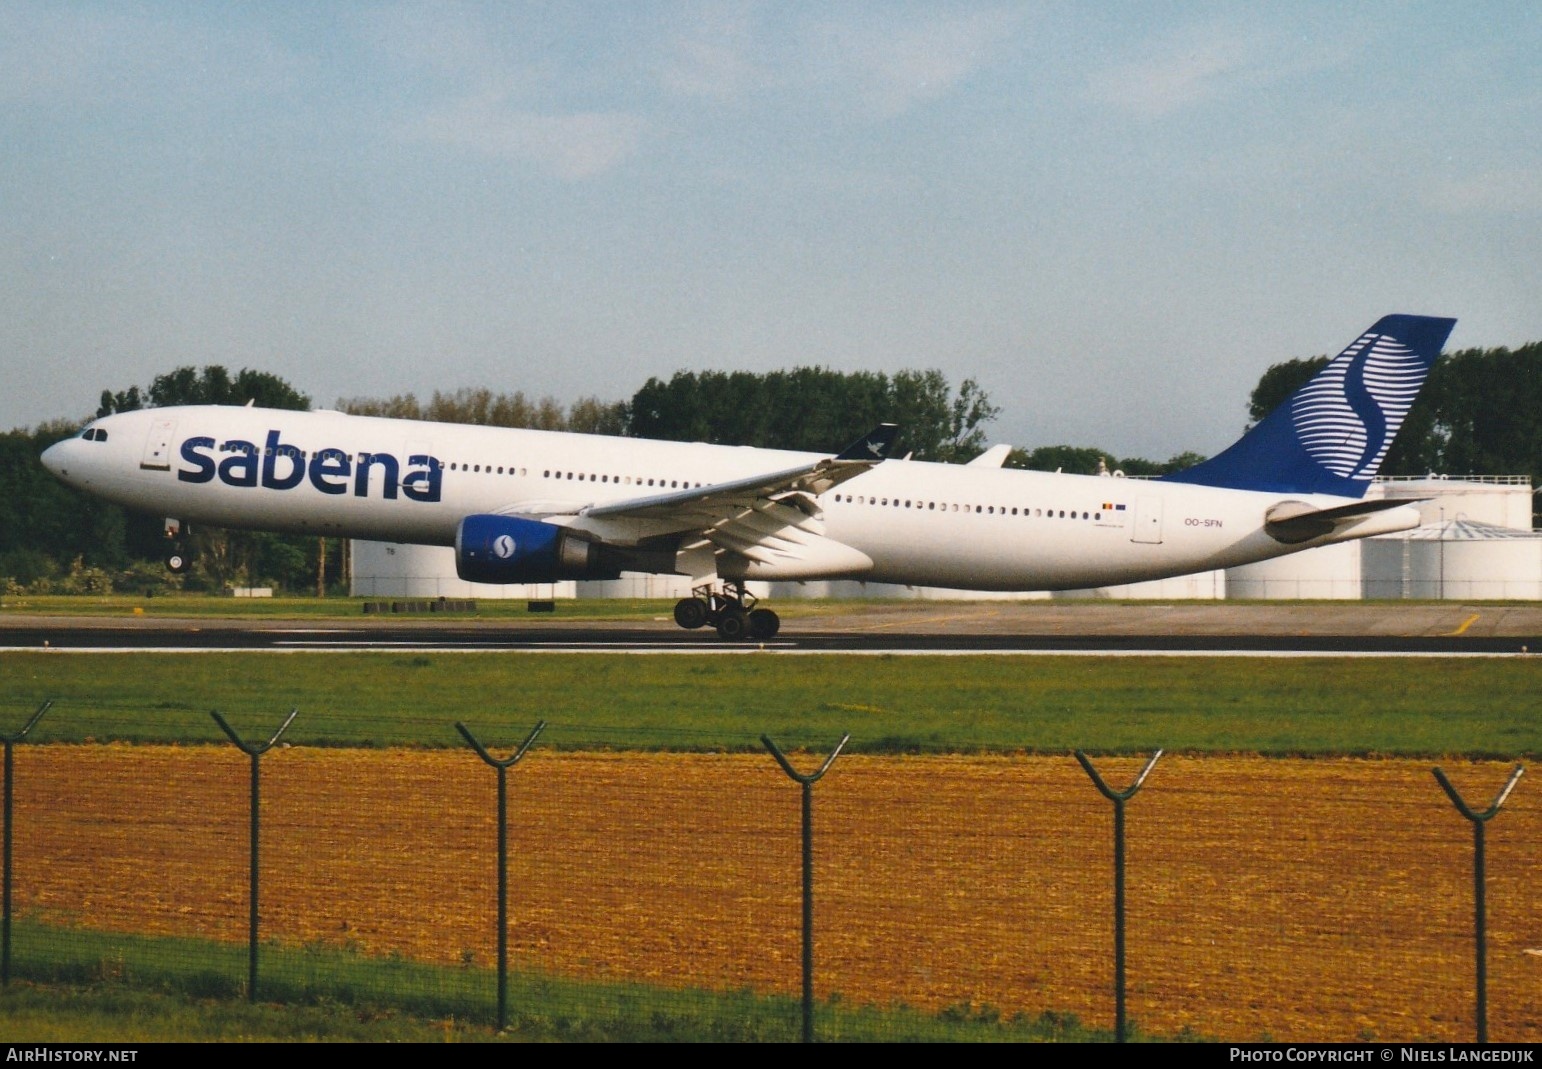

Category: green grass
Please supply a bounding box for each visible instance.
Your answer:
[0,984,498,1043]
[0,921,1119,1042]
[1,651,1536,756]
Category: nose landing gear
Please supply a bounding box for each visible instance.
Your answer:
[163,518,193,574]
[673,582,780,641]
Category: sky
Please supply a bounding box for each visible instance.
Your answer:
[3,2,1539,461]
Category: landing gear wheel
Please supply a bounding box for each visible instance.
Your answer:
[674,597,709,629]
[715,607,749,641]
[748,608,780,640]
[165,551,190,575]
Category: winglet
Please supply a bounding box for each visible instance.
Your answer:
[834,424,899,462]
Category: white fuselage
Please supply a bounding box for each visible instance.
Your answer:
[41,405,1421,591]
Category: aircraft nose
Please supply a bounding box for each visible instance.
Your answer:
[40,439,73,480]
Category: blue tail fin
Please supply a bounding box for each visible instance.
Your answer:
[1163,314,1456,497]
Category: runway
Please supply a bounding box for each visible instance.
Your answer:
[2,603,1538,655]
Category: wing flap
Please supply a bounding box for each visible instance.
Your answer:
[581,424,897,532]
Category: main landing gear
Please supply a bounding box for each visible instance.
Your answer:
[673,582,780,641]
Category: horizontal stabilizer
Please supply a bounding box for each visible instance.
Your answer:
[1264,497,1421,544]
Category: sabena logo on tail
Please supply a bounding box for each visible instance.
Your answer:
[1292,327,1430,480]
[1163,314,1456,498]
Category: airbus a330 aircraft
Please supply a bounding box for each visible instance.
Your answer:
[41,314,1455,639]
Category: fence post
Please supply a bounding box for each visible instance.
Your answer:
[1075,749,1162,1043]
[455,719,546,1032]
[211,708,297,1003]
[1431,763,1524,1044]
[2,701,52,986]
[762,732,849,1044]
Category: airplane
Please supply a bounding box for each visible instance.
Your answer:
[41,314,1455,639]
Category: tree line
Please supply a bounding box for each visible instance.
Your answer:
[338,368,1000,463]
[3,341,1537,595]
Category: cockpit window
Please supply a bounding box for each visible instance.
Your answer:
[79,428,108,442]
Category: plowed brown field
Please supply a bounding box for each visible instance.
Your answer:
[11,747,1539,1041]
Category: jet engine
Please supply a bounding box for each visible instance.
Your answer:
[454,514,616,584]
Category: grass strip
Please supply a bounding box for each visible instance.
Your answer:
[1,921,1122,1042]
[0,651,1536,756]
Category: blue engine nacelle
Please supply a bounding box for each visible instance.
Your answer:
[455,514,609,584]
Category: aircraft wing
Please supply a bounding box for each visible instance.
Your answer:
[579,424,898,530]
[532,425,898,578]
